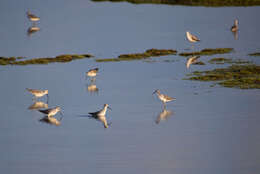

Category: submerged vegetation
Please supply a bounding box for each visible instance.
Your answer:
[248,52,260,56]
[193,61,206,65]
[179,48,233,57]
[96,48,177,62]
[92,0,260,6]
[185,64,260,89]
[208,57,251,64]
[0,54,93,66]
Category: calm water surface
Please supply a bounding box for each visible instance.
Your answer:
[0,1,260,174]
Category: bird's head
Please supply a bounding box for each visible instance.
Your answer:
[152,89,160,95]
[104,104,112,110]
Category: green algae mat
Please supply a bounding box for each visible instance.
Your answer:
[95,48,177,62]
[0,54,93,66]
[185,64,260,89]
[179,48,233,57]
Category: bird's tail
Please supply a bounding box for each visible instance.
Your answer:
[26,88,32,92]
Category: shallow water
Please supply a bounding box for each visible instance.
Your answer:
[0,1,260,174]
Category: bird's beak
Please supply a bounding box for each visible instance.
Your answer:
[152,91,156,95]
[60,111,64,116]
[108,107,112,111]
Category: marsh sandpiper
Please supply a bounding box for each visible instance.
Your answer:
[89,104,111,128]
[231,19,238,32]
[27,11,40,22]
[38,106,63,117]
[86,68,99,79]
[153,89,176,108]
[186,31,200,43]
[26,88,48,100]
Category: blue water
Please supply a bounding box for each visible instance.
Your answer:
[0,1,260,174]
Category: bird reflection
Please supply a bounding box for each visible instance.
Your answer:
[28,101,48,110]
[232,30,238,40]
[27,25,40,36]
[89,115,111,128]
[155,109,173,124]
[186,56,200,69]
[86,83,99,94]
[39,116,62,126]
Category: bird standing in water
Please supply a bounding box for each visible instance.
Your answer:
[153,89,176,108]
[86,68,99,81]
[89,104,112,128]
[231,19,239,32]
[26,88,48,101]
[27,11,40,22]
[38,106,63,117]
[186,31,200,43]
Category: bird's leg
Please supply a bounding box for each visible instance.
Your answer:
[91,77,96,83]
[58,114,63,121]
[163,103,166,109]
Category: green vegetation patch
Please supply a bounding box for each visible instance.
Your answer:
[185,64,260,89]
[179,48,233,57]
[96,48,177,62]
[248,52,260,56]
[208,57,251,64]
[0,57,17,65]
[92,0,260,6]
[0,54,93,66]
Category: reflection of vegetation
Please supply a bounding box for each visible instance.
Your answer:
[92,0,260,6]
[96,48,177,62]
[208,57,251,64]
[179,48,233,57]
[185,64,260,89]
[249,52,260,56]
[0,54,93,66]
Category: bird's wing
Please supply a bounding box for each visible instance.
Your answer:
[88,111,99,118]
[191,34,200,41]
[26,88,33,92]
[26,88,41,93]
[38,108,51,114]
[163,94,175,101]
[28,14,39,18]
[231,25,238,32]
